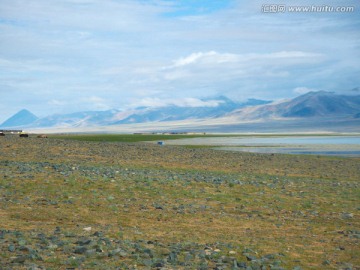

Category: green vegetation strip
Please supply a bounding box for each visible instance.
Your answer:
[49,133,352,143]
[49,134,215,142]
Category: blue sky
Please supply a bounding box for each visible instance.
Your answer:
[0,0,359,122]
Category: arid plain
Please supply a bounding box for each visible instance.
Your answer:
[0,134,359,269]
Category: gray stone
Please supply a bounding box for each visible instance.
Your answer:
[153,261,165,268]
[12,255,27,264]
[93,231,103,237]
[54,226,61,234]
[29,252,43,261]
[19,245,30,252]
[341,213,354,219]
[18,239,26,246]
[263,254,276,260]
[85,249,97,257]
[108,248,123,257]
[271,260,282,266]
[8,244,15,252]
[244,253,257,261]
[27,264,44,270]
[119,251,128,257]
[76,238,92,246]
[74,246,88,254]
[142,259,153,267]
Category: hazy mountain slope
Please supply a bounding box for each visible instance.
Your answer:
[32,110,120,127]
[0,109,38,128]
[3,92,359,130]
[229,91,360,120]
[3,96,269,128]
[114,97,270,124]
[280,91,360,117]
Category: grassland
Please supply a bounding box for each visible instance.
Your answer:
[48,133,353,143]
[49,134,214,143]
[0,134,359,269]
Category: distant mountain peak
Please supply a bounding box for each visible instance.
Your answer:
[18,109,32,113]
[229,91,360,120]
[0,109,39,128]
[285,91,360,116]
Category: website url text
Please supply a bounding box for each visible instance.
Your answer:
[262,5,355,13]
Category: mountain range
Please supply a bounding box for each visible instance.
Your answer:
[1,91,360,132]
[228,91,360,120]
[0,96,270,128]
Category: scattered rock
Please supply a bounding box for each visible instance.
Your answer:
[12,255,27,264]
[75,238,92,246]
[341,213,354,219]
[85,249,97,257]
[83,227,92,232]
[74,246,88,254]
[8,244,15,252]
[244,253,257,261]
[54,226,61,234]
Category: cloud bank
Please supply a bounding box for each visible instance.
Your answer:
[0,0,359,122]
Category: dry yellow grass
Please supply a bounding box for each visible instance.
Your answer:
[0,135,359,269]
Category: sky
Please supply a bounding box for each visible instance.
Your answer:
[0,0,359,122]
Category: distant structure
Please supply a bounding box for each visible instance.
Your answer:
[0,129,23,134]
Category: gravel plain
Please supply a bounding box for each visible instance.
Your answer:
[0,135,359,269]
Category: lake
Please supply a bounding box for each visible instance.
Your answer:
[163,135,360,157]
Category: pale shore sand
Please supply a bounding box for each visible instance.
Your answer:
[154,136,360,157]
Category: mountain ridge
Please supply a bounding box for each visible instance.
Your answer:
[0,109,38,128]
[228,91,360,120]
[1,91,359,130]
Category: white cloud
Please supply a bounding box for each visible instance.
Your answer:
[78,96,111,110]
[173,51,220,67]
[293,87,317,95]
[160,50,325,82]
[48,99,66,106]
[133,97,224,108]
[170,50,323,68]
